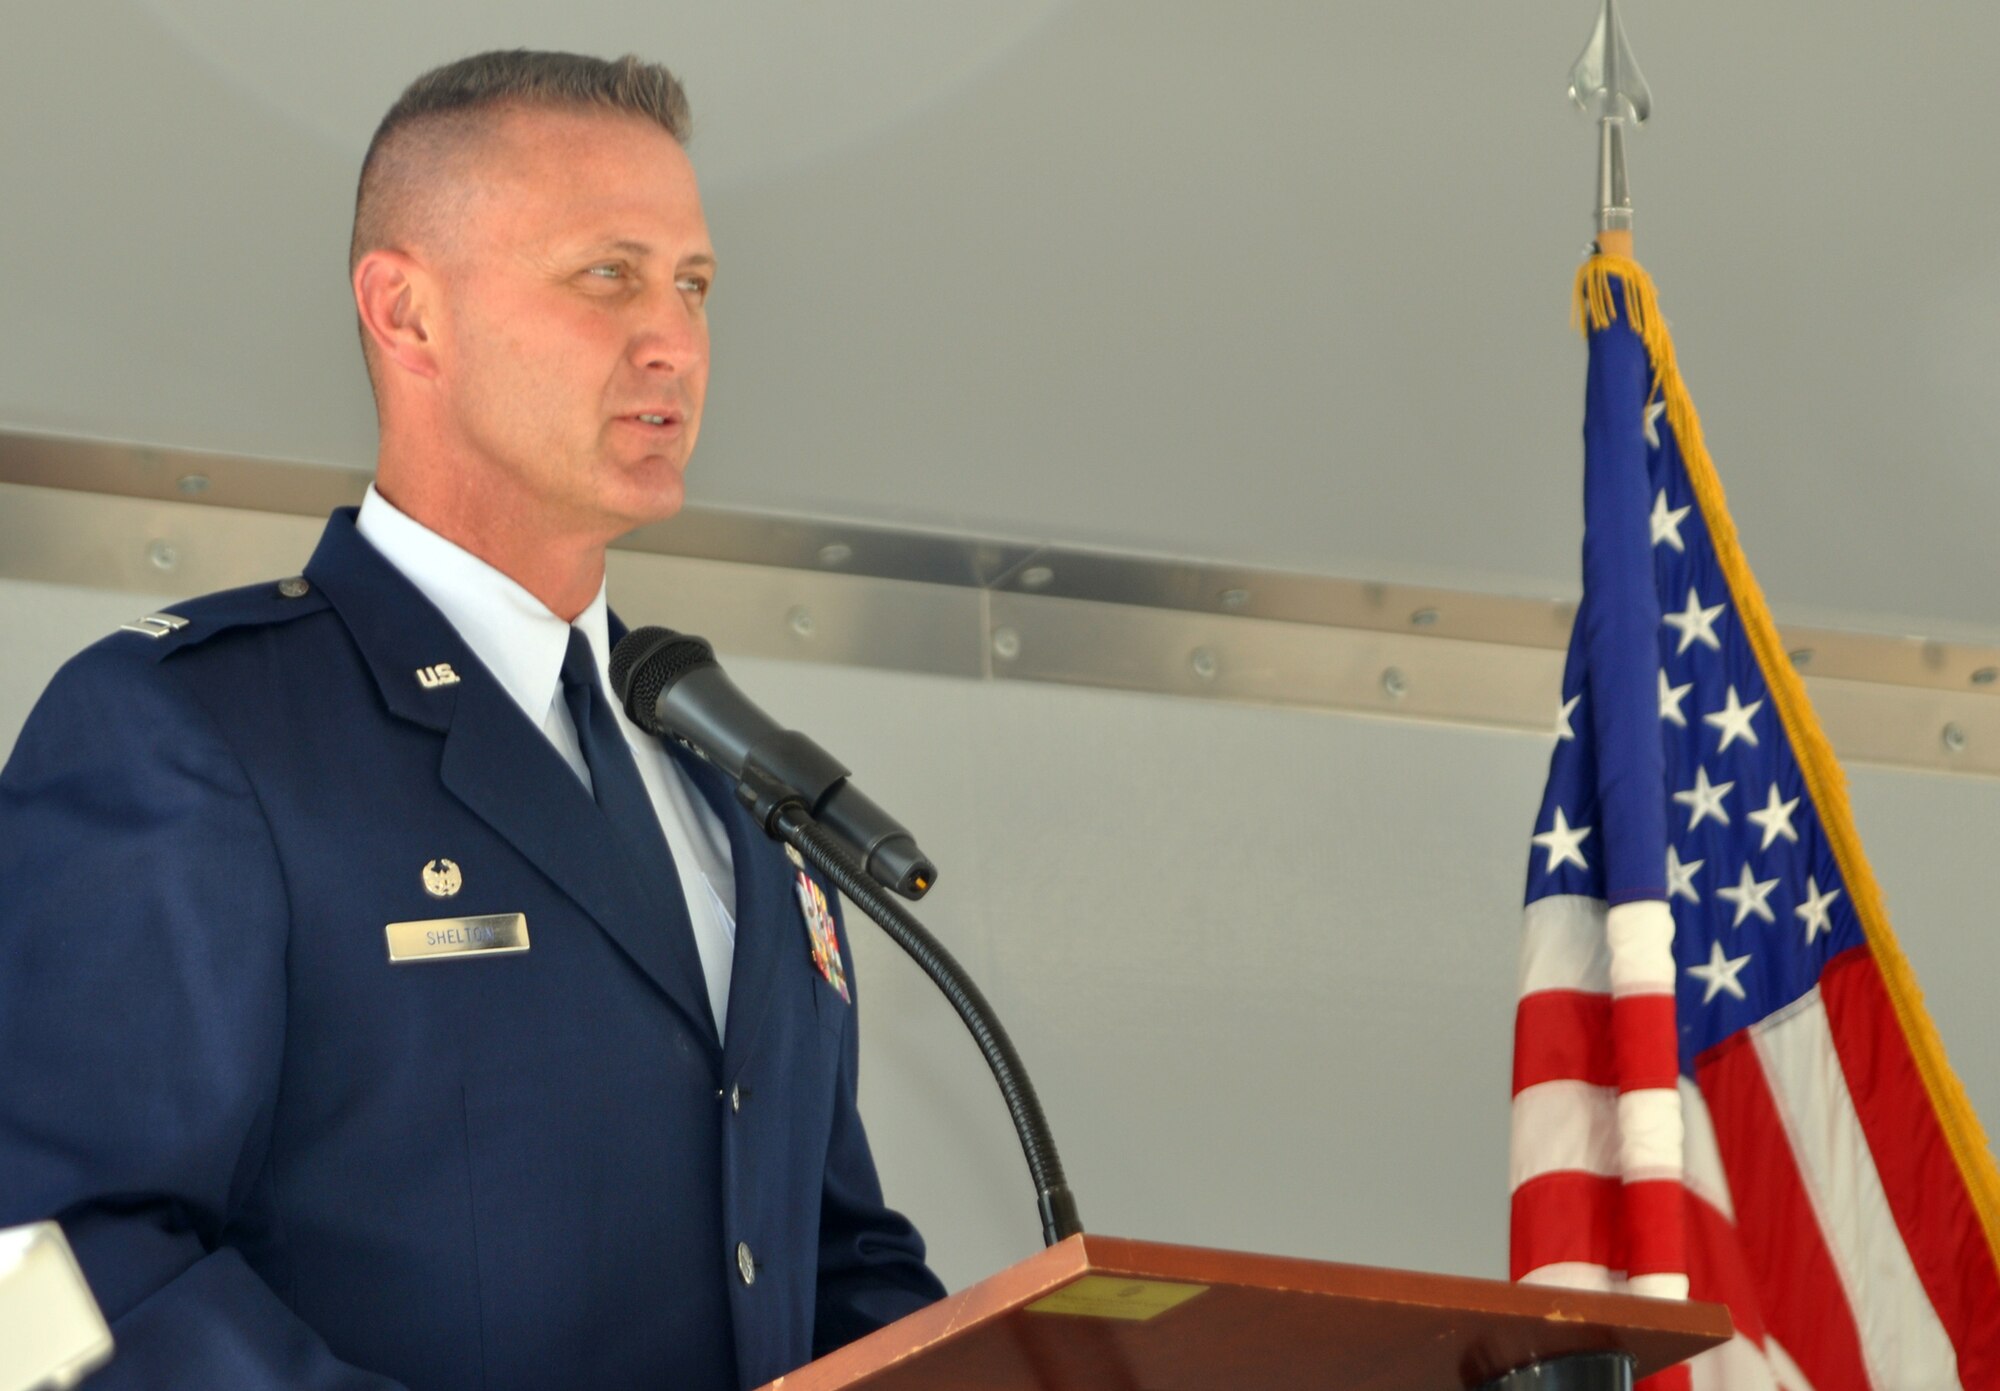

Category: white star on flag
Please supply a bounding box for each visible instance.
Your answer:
[1531,807,1592,874]
[1747,783,1802,851]
[1650,489,1691,552]
[1703,685,1764,752]
[1663,588,1726,655]
[1643,400,1667,449]
[1659,669,1692,728]
[1688,938,1752,1004]
[1796,876,1842,945]
[1557,694,1580,742]
[1673,766,1734,831]
[1666,844,1703,904]
[1717,862,1780,928]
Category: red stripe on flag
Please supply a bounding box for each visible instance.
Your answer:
[1684,1187,1767,1347]
[1695,1030,1871,1391]
[1511,1170,1620,1280]
[1610,994,1680,1092]
[1512,995,1677,1095]
[1514,990,1615,1093]
[1635,1360,1691,1391]
[1682,1186,1769,1381]
[1822,946,2000,1386]
[1619,1178,1685,1280]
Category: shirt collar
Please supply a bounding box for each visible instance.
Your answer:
[355,483,612,728]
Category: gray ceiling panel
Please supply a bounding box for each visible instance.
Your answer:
[3,2,1991,635]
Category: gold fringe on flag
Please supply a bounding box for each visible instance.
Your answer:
[1571,254,2000,1268]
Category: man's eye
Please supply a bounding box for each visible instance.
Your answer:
[677,275,711,300]
[586,265,625,280]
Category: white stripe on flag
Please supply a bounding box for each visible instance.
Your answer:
[1605,899,1677,996]
[1678,1076,1737,1223]
[1627,1272,1691,1300]
[1688,1334,1781,1391]
[1520,894,1610,995]
[1511,1079,1618,1187]
[1615,1087,1684,1180]
[1751,988,1960,1391]
[1519,1261,1619,1292]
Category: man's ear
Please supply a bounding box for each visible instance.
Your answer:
[353,249,441,382]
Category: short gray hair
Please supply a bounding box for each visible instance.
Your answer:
[350,49,692,270]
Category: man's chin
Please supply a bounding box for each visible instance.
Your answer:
[599,475,688,539]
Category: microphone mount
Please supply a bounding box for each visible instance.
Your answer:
[613,627,936,900]
[612,627,1081,1247]
[764,786,1083,1248]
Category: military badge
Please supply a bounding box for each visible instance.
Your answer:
[793,871,850,1004]
[422,858,463,898]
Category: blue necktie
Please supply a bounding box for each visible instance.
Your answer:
[565,626,739,1043]
[560,627,679,892]
[562,627,728,1041]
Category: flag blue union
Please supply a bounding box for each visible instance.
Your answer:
[1510,258,2000,1391]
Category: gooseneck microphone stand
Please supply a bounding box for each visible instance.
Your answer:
[736,759,1083,1248]
[613,627,1081,1246]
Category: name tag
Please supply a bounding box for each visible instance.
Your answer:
[385,913,530,963]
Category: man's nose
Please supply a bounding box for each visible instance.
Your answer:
[631,296,706,375]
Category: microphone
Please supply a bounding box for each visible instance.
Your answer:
[610,627,938,901]
[613,627,1080,1246]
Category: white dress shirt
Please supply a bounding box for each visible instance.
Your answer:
[356,484,738,1038]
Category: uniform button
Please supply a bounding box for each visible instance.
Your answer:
[730,1084,742,1113]
[736,1241,756,1285]
[277,577,310,599]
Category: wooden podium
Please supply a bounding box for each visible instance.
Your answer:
[761,1234,1729,1390]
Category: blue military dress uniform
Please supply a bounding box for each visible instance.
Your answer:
[0,509,942,1390]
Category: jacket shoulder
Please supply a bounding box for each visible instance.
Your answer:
[101,575,331,666]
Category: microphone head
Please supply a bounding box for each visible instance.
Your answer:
[610,627,717,734]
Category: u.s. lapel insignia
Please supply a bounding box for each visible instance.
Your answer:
[415,663,460,689]
[793,871,850,1004]
[422,858,463,898]
[784,843,806,869]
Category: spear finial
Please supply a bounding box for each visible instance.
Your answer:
[1569,0,1652,246]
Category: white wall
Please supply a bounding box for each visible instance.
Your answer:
[9,575,1998,1293]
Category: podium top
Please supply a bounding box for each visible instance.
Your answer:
[767,1234,1730,1391]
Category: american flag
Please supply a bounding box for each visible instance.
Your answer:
[1510,257,2000,1390]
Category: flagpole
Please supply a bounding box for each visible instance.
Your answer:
[1569,0,1650,255]
[1545,0,1695,1318]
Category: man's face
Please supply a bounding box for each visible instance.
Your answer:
[430,106,714,539]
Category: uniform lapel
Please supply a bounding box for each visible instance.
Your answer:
[605,613,795,1075]
[307,510,721,1050]
[677,745,794,1076]
[438,677,720,1048]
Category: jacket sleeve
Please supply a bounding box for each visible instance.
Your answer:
[0,643,405,1390]
[809,893,947,1358]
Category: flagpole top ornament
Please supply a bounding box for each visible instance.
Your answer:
[1569,0,1652,240]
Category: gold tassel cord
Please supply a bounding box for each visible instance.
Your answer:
[1571,254,2000,1268]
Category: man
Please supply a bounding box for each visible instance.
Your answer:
[0,50,943,1390]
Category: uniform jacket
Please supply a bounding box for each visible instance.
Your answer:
[0,509,942,1390]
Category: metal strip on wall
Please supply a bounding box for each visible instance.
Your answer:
[4,427,1999,776]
